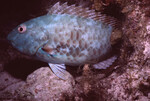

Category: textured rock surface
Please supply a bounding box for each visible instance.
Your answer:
[25,67,74,101]
[0,0,150,101]
[0,72,25,100]
[0,67,75,101]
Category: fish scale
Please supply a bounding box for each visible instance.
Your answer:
[7,2,118,79]
[35,14,112,65]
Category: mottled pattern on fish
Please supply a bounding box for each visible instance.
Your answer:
[35,14,113,65]
[7,2,118,79]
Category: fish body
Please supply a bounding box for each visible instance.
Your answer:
[7,2,117,79]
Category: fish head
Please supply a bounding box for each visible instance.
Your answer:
[7,16,49,56]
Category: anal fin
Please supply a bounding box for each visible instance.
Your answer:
[48,63,70,80]
[93,56,117,69]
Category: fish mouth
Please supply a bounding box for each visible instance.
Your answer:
[10,41,16,47]
[7,31,17,47]
[7,39,16,48]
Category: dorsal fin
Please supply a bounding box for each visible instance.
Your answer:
[47,2,118,28]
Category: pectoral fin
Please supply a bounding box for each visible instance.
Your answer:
[48,63,70,80]
[41,43,55,56]
[41,41,68,58]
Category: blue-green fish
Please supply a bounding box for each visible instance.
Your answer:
[7,2,117,79]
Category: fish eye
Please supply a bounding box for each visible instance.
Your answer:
[18,24,26,33]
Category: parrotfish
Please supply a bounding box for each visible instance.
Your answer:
[7,2,118,79]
